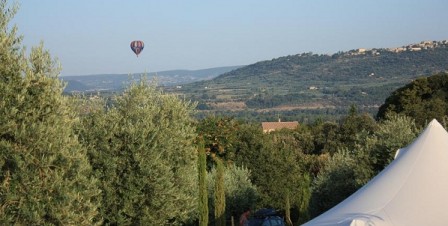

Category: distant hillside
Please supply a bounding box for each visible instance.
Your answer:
[178,40,448,119]
[61,66,243,93]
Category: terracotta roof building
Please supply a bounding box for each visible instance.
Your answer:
[261,120,299,133]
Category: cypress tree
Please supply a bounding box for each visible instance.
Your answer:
[198,140,209,226]
[207,163,258,226]
[214,157,226,226]
[0,1,101,224]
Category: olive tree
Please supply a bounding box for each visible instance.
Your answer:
[78,80,198,225]
[0,1,101,224]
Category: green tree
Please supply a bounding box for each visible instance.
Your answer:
[377,72,448,126]
[0,2,101,224]
[368,114,420,172]
[224,165,258,221]
[197,116,240,167]
[337,106,378,152]
[214,158,226,226]
[78,80,198,225]
[234,123,265,167]
[291,124,315,154]
[309,150,362,217]
[198,141,209,226]
[296,173,312,224]
[308,121,340,154]
[240,130,305,218]
[208,163,258,224]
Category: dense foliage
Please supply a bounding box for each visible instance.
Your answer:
[77,81,198,225]
[198,141,209,226]
[0,2,101,224]
[197,116,239,168]
[309,151,362,216]
[207,164,258,225]
[3,1,448,225]
[180,42,448,122]
[196,109,429,224]
[377,72,448,126]
[213,158,226,226]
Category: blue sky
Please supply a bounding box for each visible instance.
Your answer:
[12,0,448,76]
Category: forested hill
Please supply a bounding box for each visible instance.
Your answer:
[205,40,448,86]
[179,40,448,115]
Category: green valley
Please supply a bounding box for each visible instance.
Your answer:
[174,40,448,120]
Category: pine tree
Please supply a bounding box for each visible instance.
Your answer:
[198,140,209,226]
[0,1,101,224]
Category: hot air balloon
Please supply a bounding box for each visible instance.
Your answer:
[130,40,144,57]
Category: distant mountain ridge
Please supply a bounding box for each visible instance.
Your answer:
[201,40,448,86]
[178,40,448,114]
[63,40,448,121]
[61,66,243,93]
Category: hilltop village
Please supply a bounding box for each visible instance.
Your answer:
[348,40,448,56]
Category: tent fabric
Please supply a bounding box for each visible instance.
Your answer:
[302,119,448,226]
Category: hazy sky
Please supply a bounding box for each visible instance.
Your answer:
[12,0,448,76]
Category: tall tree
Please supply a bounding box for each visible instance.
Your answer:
[214,157,226,226]
[296,173,312,224]
[207,163,258,226]
[239,129,305,221]
[198,141,209,226]
[0,1,101,224]
[78,81,198,225]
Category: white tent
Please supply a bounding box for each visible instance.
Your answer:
[303,119,448,226]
